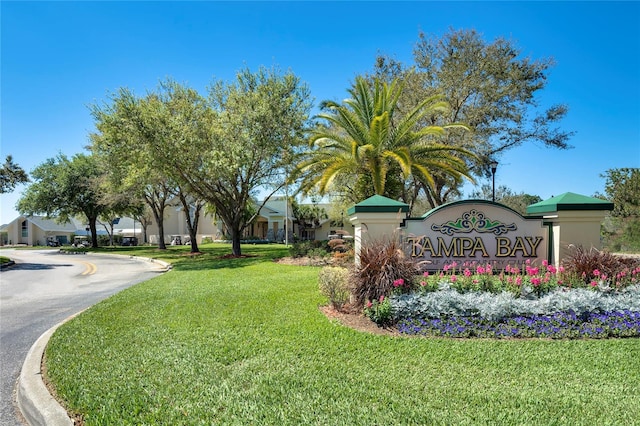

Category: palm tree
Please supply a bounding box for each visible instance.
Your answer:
[296,76,475,203]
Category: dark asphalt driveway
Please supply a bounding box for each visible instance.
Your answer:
[0,249,166,425]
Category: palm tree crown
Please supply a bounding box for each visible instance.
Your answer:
[297,76,475,201]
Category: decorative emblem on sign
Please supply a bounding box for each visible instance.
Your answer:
[431,209,517,236]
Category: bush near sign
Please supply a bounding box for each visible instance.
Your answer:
[403,201,548,270]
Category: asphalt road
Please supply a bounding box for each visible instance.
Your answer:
[0,249,167,426]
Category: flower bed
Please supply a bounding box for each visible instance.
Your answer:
[361,257,640,339]
[397,310,640,339]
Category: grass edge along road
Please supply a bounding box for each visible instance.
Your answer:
[45,244,640,425]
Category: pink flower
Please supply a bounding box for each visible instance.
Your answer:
[366,300,373,308]
[379,295,385,303]
[464,268,472,277]
[393,278,405,287]
[476,266,486,274]
[420,281,427,287]
[531,277,541,286]
[526,266,539,276]
[515,276,522,286]
[542,259,548,267]
[423,271,430,277]
[590,281,598,287]
[593,269,601,277]
[450,274,458,282]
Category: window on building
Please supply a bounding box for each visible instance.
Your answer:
[21,220,28,237]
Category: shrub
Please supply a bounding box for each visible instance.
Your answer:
[308,247,330,258]
[351,237,421,309]
[363,296,393,326]
[562,245,640,288]
[318,266,351,310]
[289,240,326,258]
[391,285,640,323]
[332,250,354,267]
[327,237,353,253]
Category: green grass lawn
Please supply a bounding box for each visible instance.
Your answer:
[45,244,640,425]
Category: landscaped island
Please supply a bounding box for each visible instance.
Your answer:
[318,239,640,340]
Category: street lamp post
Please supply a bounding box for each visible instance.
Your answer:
[285,182,289,247]
[490,160,498,202]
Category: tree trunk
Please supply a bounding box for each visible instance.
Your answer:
[186,213,200,253]
[230,226,242,257]
[88,217,99,248]
[144,188,170,250]
[178,193,201,253]
[157,217,166,250]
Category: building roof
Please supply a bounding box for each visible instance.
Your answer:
[347,195,409,215]
[24,216,79,232]
[526,192,614,214]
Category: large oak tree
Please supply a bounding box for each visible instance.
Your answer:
[17,153,106,247]
[373,28,574,207]
[0,155,29,194]
[162,68,312,256]
[92,67,311,256]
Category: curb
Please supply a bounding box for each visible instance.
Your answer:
[84,252,172,271]
[15,254,171,425]
[17,319,75,426]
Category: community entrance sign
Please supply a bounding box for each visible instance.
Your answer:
[403,200,548,269]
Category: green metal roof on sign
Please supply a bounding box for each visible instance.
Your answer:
[526,192,614,214]
[347,195,409,215]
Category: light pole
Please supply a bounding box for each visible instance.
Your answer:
[284,182,289,247]
[490,160,498,202]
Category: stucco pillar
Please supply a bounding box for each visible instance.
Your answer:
[544,210,610,265]
[347,195,409,265]
[526,192,614,267]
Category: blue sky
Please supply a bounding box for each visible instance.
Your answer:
[1,1,639,224]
